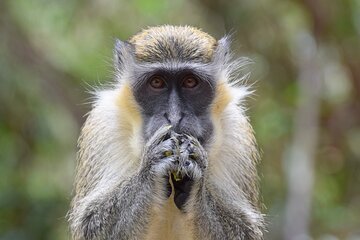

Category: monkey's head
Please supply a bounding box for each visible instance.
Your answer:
[114,26,233,146]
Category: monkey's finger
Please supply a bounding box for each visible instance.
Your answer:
[170,131,181,140]
[184,133,201,147]
[146,125,172,148]
[158,139,178,159]
[164,174,172,198]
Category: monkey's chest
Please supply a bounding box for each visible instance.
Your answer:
[144,197,194,240]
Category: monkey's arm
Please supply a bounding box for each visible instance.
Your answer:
[70,127,176,240]
[76,172,153,240]
[190,182,263,240]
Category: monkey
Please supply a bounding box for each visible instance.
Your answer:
[68,25,264,240]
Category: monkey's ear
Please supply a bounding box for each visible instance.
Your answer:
[114,39,135,75]
[213,36,231,65]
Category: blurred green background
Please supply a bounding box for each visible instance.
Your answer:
[0,0,359,239]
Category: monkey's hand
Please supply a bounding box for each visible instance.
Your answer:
[171,134,208,210]
[141,126,179,199]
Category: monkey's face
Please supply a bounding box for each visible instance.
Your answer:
[131,64,216,146]
[114,27,228,146]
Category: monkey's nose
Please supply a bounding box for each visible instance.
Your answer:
[163,112,184,129]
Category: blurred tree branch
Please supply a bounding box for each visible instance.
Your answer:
[283,32,322,240]
[300,0,360,201]
[299,0,360,120]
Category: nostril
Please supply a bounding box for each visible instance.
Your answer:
[179,112,185,123]
[163,113,171,123]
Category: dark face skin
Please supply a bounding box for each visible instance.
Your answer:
[132,64,216,147]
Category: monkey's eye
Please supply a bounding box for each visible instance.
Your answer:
[182,75,198,88]
[149,76,166,89]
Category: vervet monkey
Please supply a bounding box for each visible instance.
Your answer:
[68,25,264,240]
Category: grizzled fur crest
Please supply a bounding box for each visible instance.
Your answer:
[129,25,218,63]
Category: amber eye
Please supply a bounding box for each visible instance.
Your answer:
[149,76,165,89]
[182,75,198,88]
